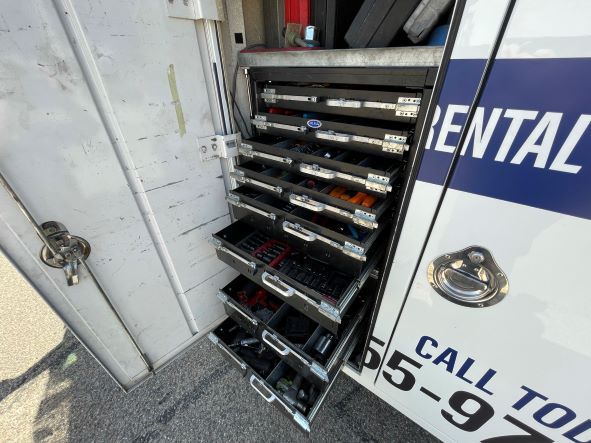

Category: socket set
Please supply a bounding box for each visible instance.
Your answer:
[277,253,350,303]
[238,233,293,268]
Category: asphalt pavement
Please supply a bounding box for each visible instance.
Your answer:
[0,253,437,442]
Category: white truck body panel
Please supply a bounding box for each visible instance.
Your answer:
[346,0,591,441]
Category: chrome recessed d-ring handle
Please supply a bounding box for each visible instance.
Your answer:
[427,246,509,308]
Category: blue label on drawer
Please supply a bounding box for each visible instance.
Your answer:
[307,119,322,129]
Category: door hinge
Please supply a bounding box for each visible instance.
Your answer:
[198,133,241,162]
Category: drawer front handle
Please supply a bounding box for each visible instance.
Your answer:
[299,163,336,179]
[252,119,307,133]
[250,374,276,403]
[282,221,317,242]
[261,271,295,297]
[315,130,352,143]
[262,330,310,366]
[226,196,277,221]
[261,330,290,356]
[288,194,326,212]
[325,98,362,108]
[231,173,283,195]
[221,296,259,326]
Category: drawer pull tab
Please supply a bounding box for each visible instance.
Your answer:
[261,330,290,356]
[315,130,352,143]
[288,194,326,212]
[325,98,362,108]
[262,330,311,367]
[249,375,276,403]
[299,163,336,179]
[261,271,295,297]
[282,222,317,242]
[209,238,257,273]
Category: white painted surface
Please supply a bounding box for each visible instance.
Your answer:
[0,0,232,388]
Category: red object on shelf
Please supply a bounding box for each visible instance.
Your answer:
[285,0,310,28]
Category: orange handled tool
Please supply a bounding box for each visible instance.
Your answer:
[329,186,347,198]
[348,192,367,205]
[361,194,377,208]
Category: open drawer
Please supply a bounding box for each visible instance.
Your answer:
[217,274,368,388]
[258,84,421,123]
[232,162,395,227]
[240,136,402,193]
[208,316,355,434]
[227,186,385,274]
[252,112,411,158]
[210,220,379,334]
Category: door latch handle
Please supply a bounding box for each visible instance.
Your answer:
[427,246,508,308]
[39,221,91,286]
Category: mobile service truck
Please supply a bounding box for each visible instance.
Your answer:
[1,0,589,441]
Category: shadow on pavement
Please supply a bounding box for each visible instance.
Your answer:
[13,331,437,442]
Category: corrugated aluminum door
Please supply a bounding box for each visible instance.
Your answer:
[0,0,236,389]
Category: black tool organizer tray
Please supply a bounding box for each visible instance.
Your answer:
[211,220,380,334]
[209,66,434,434]
[216,274,369,388]
[232,161,394,229]
[226,186,386,274]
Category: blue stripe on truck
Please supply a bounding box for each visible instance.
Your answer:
[418,58,591,221]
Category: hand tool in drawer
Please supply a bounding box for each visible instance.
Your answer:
[237,231,351,303]
[243,236,293,268]
[222,322,279,377]
[275,373,318,414]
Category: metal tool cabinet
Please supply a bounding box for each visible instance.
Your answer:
[208,63,436,433]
